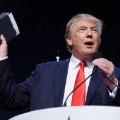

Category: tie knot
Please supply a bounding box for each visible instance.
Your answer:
[80,61,86,68]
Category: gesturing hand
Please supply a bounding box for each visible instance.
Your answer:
[92,58,117,91]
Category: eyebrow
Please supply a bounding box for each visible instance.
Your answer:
[78,26,97,29]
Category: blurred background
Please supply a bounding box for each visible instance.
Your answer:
[0,0,120,119]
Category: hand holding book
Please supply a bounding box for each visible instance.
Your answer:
[0,34,8,59]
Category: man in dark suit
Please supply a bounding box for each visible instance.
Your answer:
[0,13,120,112]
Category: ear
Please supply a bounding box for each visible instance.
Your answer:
[66,38,73,45]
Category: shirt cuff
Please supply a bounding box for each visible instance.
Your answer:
[108,78,118,98]
[0,56,8,61]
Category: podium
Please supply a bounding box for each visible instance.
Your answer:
[9,106,120,120]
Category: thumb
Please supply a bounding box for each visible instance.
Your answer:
[0,34,6,42]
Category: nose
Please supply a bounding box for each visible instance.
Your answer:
[86,29,92,38]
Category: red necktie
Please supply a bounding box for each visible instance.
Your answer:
[71,61,86,106]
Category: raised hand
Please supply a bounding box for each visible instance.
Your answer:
[0,34,8,58]
[93,58,117,90]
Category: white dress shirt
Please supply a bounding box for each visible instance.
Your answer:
[63,55,117,106]
[63,55,94,106]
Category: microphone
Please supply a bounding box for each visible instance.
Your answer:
[93,51,103,60]
[63,52,101,107]
[92,51,103,72]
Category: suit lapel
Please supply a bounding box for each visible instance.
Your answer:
[53,60,104,106]
[86,67,102,105]
[54,59,69,107]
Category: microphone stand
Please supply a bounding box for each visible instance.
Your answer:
[63,65,120,106]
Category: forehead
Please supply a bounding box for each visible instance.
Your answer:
[73,18,97,28]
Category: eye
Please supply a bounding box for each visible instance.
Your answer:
[91,28,98,32]
[78,27,87,32]
[80,28,86,31]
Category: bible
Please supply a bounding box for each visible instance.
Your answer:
[0,12,20,41]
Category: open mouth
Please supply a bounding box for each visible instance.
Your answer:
[84,41,94,47]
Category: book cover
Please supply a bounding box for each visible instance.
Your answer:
[0,12,20,42]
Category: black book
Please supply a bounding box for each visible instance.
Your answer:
[0,12,20,42]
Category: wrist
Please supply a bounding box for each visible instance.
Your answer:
[107,78,117,91]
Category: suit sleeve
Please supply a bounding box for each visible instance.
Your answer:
[0,58,37,110]
[113,68,120,105]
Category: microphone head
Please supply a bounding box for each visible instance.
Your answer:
[93,51,103,60]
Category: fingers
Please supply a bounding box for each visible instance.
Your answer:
[0,34,6,42]
[93,58,116,90]
[0,34,8,57]
[92,58,114,75]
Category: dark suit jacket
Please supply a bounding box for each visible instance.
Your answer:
[0,58,120,111]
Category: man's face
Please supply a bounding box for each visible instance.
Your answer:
[66,18,100,61]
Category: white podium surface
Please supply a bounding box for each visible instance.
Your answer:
[9,106,120,120]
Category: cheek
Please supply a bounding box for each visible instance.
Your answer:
[72,34,85,42]
[94,41,100,50]
[96,38,101,45]
[94,35,100,44]
[75,33,86,39]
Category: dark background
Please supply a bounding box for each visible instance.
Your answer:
[0,0,120,119]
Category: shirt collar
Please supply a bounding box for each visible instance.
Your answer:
[69,54,94,69]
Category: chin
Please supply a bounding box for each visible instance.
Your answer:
[84,52,94,60]
[86,49,97,54]
[84,51,94,55]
